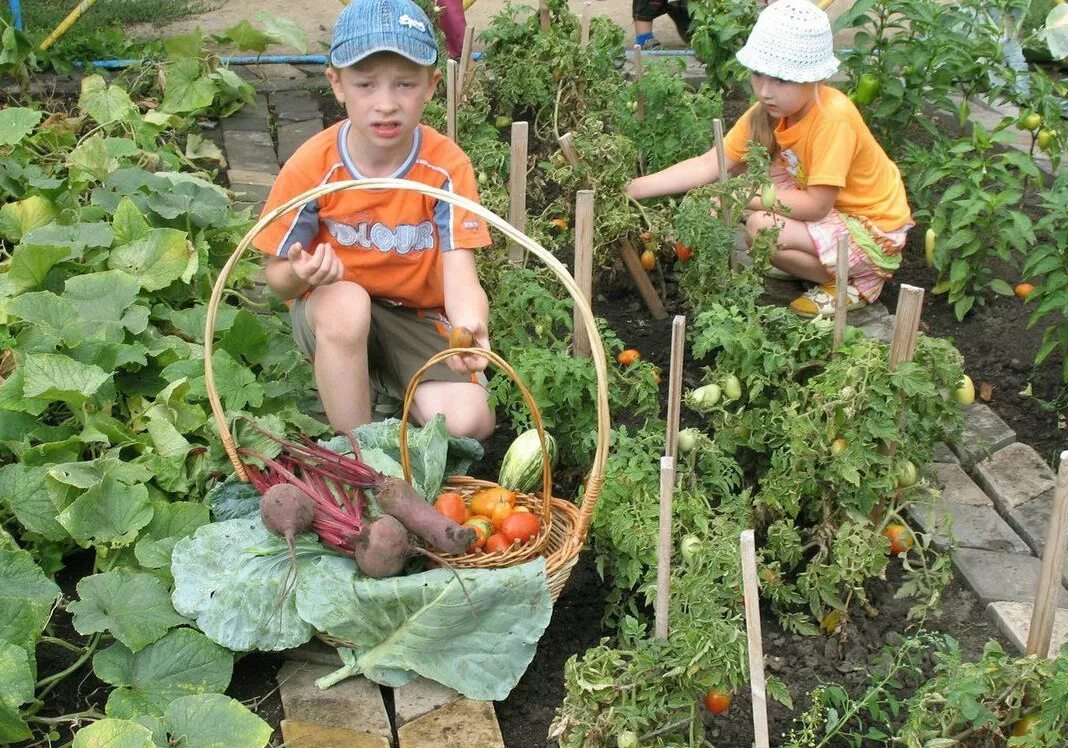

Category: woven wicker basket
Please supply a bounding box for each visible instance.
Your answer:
[203,178,610,602]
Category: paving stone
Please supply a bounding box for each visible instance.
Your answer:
[227,168,276,187]
[230,182,271,203]
[393,678,462,728]
[931,442,959,464]
[398,698,503,748]
[272,90,323,121]
[856,311,895,344]
[949,404,1016,467]
[909,500,1029,554]
[280,719,391,748]
[986,601,1068,658]
[220,94,270,133]
[280,638,344,668]
[278,117,325,164]
[974,442,1055,512]
[952,547,1068,606]
[277,661,391,739]
[1003,487,1068,588]
[223,130,279,174]
[930,463,991,507]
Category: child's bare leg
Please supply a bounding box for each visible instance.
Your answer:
[745,210,832,284]
[411,380,495,441]
[305,281,373,432]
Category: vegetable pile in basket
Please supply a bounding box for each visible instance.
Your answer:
[239,419,475,578]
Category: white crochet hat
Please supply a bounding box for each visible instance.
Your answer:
[736,0,839,83]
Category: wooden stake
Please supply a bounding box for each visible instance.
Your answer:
[573,190,595,358]
[580,1,592,46]
[740,529,771,748]
[633,45,645,121]
[619,238,668,319]
[539,0,550,31]
[833,234,849,349]
[508,121,529,263]
[889,284,926,369]
[1027,451,1068,657]
[654,455,676,639]
[558,132,579,168]
[446,59,458,143]
[713,118,730,225]
[664,315,686,458]
[458,26,475,94]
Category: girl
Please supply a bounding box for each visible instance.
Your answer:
[625,0,912,317]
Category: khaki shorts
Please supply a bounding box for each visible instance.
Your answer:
[290,297,487,401]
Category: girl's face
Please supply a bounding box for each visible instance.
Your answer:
[750,73,818,122]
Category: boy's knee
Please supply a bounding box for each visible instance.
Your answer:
[309,282,371,346]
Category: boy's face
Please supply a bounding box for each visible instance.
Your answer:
[326,53,441,157]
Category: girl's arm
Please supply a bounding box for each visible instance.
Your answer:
[442,248,490,373]
[625,148,742,200]
[751,184,839,222]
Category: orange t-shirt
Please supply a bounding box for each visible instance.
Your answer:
[254,122,492,309]
[722,86,911,231]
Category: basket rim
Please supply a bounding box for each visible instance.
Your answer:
[203,178,611,549]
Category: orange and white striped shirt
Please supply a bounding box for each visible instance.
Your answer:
[254,122,491,309]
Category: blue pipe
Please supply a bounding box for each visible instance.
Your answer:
[82,47,696,69]
[8,0,23,30]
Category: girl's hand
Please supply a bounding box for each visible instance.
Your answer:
[446,320,490,374]
[288,242,343,287]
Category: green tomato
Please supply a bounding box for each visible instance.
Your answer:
[896,460,918,488]
[1018,112,1042,131]
[677,428,699,453]
[830,438,848,456]
[760,183,777,211]
[680,535,702,564]
[691,383,721,407]
[1037,129,1055,151]
[722,374,742,400]
[617,730,640,748]
[495,115,513,129]
[952,375,975,405]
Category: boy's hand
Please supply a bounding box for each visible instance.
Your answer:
[445,320,490,375]
[288,242,343,288]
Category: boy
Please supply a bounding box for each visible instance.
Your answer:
[633,0,691,50]
[255,0,495,440]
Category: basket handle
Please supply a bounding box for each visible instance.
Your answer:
[398,347,553,528]
[204,178,610,542]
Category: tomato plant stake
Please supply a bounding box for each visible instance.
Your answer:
[557,132,579,167]
[539,0,550,31]
[664,315,687,458]
[713,118,732,228]
[573,190,595,358]
[457,26,475,94]
[633,44,645,121]
[833,234,849,349]
[508,121,529,263]
[739,529,771,748]
[889,284,926,369]
[1027,451,1068,657]
[654,455,676,639]
[446,59,458,143]
[580,1,592,46]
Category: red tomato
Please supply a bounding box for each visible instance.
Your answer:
[703,690,732,715]
[501,512,541,543]
[433,492,467,525]
[883,524,914,555]
[484,533,512,554]
[674,241,693,262]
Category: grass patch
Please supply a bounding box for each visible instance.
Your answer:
[7,0,219,59]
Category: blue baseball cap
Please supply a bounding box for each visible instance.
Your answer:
[330,0,439,68]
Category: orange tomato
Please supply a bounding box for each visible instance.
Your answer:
[650,367,662,385]
[703,690,732,715]
[469,487,516,517]
[501,512,541,543]
[464,516,494,551]
[433,492,467,525]
[883,524,914,555]
[1015,282,1034,300]
[674,241,693,262]
[550,217,569,231]
[617,348,642,366]
[484,533,512,553]
[448,326,474,349]
[490,500,514,530]
[640,249,656,271]
[512,506,531,513]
